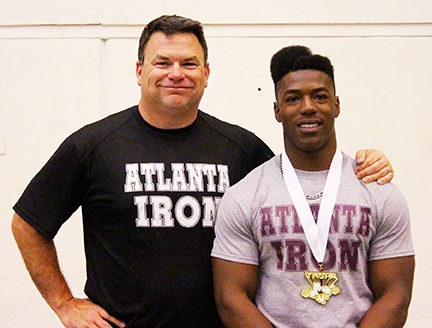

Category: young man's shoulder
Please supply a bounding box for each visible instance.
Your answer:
[227,155,279,193]
[341,152,403,203]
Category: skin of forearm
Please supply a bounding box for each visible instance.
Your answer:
[359,294,410,328]
[216,296,273,328]
[11,215,74,313]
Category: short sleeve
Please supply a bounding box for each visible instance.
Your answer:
[13,136,88,239]
[211,191,260,265]
[368,186,414,261]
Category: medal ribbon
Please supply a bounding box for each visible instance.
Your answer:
[281,150,342,264]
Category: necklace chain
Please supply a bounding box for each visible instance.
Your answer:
[280,154,324,201]
[304,191,324,200]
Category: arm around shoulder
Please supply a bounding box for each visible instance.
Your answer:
[355,149,394,184]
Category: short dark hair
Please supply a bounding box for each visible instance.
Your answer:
[270,45,335,95]
[138,15,208,64]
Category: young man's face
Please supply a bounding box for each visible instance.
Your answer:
[274,69,340,154]
[136,31,210,112]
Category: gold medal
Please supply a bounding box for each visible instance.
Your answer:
[280,152,343,305]
[301,265,340,305]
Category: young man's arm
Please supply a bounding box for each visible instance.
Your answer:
[355,149,394,184]
[11,213,125,328]
[359,256,415,328]
[212,258,273,328]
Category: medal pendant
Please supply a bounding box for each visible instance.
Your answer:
[301,270,340,305]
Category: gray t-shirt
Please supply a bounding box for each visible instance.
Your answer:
[212,153,414,328]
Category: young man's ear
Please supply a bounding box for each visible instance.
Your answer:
[274,101,282,122]
[335,96,341,117]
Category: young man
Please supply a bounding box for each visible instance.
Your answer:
[12,15,394,328]
[212,46,415,328]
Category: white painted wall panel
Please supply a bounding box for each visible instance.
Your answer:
[2,0,431,25]
[0,38,101,327]
[113,0,432,24]
[0,0,102,25]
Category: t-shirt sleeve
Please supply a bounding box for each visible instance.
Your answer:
[368,185,414,261]
[13,136,87,239]
[211,190,259,265]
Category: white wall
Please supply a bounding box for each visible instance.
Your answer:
[1,1,431,326]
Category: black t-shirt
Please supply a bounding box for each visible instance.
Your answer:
[14,106,274,327]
